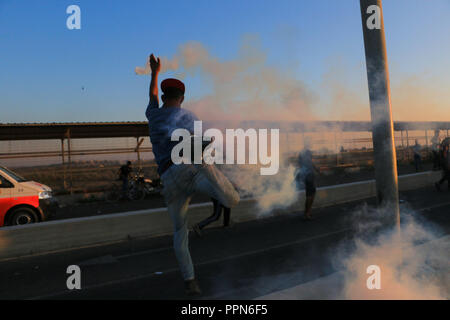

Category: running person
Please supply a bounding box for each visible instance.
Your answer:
[193,198,232,237]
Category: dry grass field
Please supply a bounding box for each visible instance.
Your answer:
[12,160,159,195]
[8,147,431,197]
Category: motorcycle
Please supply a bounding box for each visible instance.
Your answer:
[128,173,161,200]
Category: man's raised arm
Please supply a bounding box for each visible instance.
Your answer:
[147,54,161,112]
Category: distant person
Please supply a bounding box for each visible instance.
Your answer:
[295,142,320,220]
[145,54,240,295]
[119,161,132,200]
[193,198,232,237]
[413,140,422,172]
[435,142,450,191]
[431,130,441,170]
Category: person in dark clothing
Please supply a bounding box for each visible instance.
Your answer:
[192,198,231,237]
[413,140,422,172]
[119,161,132,199]
[435,143,450,191]
[295,143,320,220]
[431,130,441,170]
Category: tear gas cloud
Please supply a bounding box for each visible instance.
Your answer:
[136,35,448,220]
[336,206,449,299]
[137,35,317,123]
[136,35,449,123]
[221,163,298,215]
[136,36,449,300]
[209,204,449,300]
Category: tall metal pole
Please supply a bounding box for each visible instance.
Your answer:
[360,0,400,227]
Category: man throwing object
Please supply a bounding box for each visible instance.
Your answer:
[145,54,240,295]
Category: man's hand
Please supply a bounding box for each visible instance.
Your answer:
[147,53,161,109]
[149,54,161,74]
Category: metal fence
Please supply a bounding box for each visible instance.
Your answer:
[0,122,449,195]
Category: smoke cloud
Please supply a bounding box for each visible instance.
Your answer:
[136,36,449,123]
[135,35,449,216]
[221,163,298,215]
[256,205,449,300]
[335,206,449,300]
[137,35,317,122]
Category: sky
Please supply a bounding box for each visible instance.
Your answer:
[0,0,449,123]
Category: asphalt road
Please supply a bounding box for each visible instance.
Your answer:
[0,186,448,300]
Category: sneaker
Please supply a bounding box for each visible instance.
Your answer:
[185,279,202,296]
[223,219,235,229]
[193,224,202,237]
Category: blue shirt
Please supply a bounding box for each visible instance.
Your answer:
[146,103,199,175]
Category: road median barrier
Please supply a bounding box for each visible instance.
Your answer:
[0,171,441,261]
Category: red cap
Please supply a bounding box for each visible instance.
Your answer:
[161,78,185,94]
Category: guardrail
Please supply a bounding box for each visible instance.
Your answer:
[0,171,442,261]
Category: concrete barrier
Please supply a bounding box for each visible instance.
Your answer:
[311,170,441,208]
[0,171,442,261]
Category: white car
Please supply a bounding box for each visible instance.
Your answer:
[0,166,58,226]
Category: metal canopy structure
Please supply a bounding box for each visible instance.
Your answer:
[1,121,450,141]
[0,122,149,141]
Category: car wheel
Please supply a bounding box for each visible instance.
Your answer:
[9,207,38,226]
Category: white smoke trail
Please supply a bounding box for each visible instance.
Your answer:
[135,35,317,122]
[221,161,299,216]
